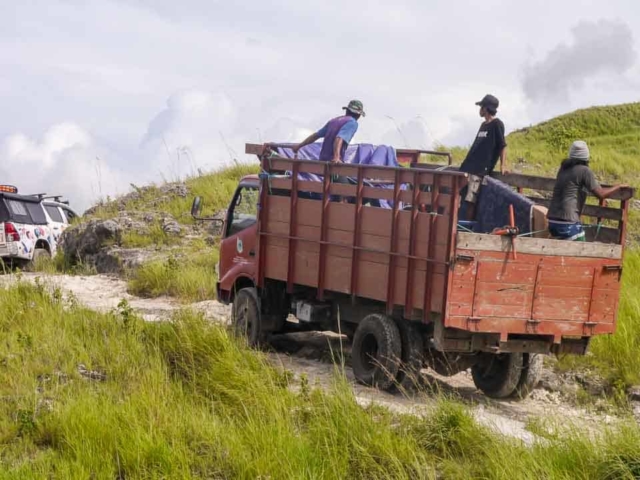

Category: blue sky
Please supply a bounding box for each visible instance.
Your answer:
[2,0,639,210]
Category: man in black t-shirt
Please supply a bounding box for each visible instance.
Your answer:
[459,94,507,220]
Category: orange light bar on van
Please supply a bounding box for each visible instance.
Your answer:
[0,185,17,194]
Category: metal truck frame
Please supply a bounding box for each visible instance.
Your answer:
[196,143,634,399]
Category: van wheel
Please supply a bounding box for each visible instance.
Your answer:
[471,353,523,399]
[351,313,401,391]
[26,248,51,272]
[511,353,544,400]
[232,288,265,347]
[393,319,424,392]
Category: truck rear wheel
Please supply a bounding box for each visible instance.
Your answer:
[512,353,543,400]
[351,313,401,391]
[471,352,523,399]
[232,288,266,347]
[393,319,424,392]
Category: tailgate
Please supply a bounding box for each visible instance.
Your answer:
[446,233,623,340]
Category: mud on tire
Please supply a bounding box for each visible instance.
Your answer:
[351,313,401,391]
[232,288,266,347]
[471,352,523,399]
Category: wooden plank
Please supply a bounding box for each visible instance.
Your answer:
[492,172,635,201]
[620,198,629,246]
[536,265,594,288]
[456,232,622,259]
[286,163,299,293]
[404,171,420,316]
[263,225,448,273]
[317,163,331,300]
[527,197,622,221]
[584,226,619,244]
[476,260,537,284]
[246,143,265,155]
[351,167,365,302]
[473,283,534,318]
[445,315,615,337]
[532,285,591,321]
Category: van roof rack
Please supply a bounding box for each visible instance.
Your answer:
[26,194,69,205]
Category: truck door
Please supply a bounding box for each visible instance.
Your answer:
[218,184,260,294]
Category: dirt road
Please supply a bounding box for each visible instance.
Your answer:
[3,272,633,444]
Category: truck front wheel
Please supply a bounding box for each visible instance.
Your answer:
[351,313,401,391]
[471,352,523,399]
[232,288,266,347]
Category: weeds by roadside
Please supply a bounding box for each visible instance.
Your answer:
[127,242,218,302]
[0,282,639,478]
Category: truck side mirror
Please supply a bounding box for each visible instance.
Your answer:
[191,196,203,219]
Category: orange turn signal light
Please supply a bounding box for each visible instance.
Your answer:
[0,185,17,194]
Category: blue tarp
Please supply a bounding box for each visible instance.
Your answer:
[275,143,401,208]
[271,144,534,233]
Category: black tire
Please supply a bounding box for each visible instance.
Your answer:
[471,353,523,399]
[511,353,544,400]
[232,288,266,347]
[351,313,402,391]
[393,319,424,392]
[26,248,51,272]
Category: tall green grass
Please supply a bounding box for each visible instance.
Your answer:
[506,102,640,184]
[577,250,640,387]
[90,164,257,226]
[0,282,639,478]
[127,243,218,302]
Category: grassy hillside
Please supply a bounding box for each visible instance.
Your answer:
[507,102,640,183]
[1,281,640,478]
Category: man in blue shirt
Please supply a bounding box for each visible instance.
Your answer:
[292,100,364,162]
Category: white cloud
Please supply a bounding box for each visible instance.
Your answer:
[522,19,636,104]
[0,124,127,212]
[140,89,241,177]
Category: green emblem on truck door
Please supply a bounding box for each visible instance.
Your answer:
[237,238,243,254]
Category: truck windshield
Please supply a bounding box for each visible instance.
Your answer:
[227,186,259,237]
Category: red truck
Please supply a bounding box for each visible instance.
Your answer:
[192,143,634,399]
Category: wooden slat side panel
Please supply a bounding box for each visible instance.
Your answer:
[533,276,587,322]
[446,316,616,336]
[473,284,534,318]
[264,221,449,273]
[448,260,476,317]
[529,198,622,221]
[491,171,634,201]
[471,261,537,318]
[457,232,622,259]
[536,265,594,288]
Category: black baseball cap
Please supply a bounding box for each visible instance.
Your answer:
[475,94,499,109]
